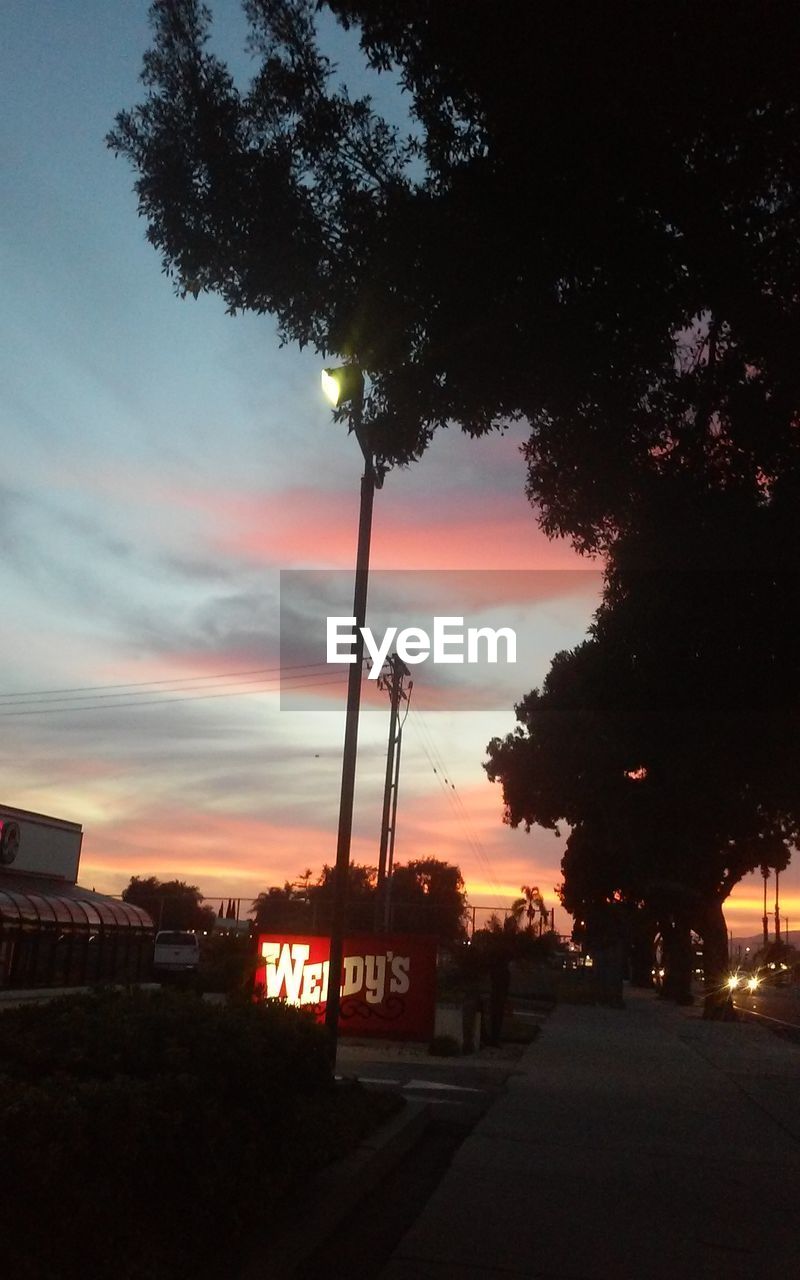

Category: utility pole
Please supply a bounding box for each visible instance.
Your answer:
[761,864,770,950]
[375,653,410,930]
[383,692,410,932]
[775,867,781,946]
[322,367,383,1068]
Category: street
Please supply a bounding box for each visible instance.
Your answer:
[734,982,800,1033]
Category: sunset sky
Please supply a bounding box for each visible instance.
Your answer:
[2,1,795,938]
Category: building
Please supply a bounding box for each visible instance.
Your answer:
[0,804,153,992]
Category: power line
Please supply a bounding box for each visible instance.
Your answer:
[408,707,503,894]
[0,667,341,709]
[417,715,502,894]
[0,661,331,702]
[0,670,351,718]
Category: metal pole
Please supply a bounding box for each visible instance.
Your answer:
[762,865,769,949]
[383,717,405,932]
[775,867,781,945]
[376,655,404,928]
[325,392,373,1067]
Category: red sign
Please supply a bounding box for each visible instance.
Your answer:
[255,932,437,1039]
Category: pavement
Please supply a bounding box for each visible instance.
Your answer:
[336,1035,527,1126]
[376,986,800,1279]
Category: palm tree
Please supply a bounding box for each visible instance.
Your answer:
[508,898,527,931]
[520,885,548,934]
[295,868,314,901]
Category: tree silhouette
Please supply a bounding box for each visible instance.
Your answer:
[250,858,467,941]
[108,5,800,1001]
[389,858,468,943]
[122,876,215,931]
[109,2,800,543]
[519,885,548,933]
[486,497,800,1010]
[251,882,309,933]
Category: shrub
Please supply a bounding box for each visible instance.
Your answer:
[0,988,394,1278]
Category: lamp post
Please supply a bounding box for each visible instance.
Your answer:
[320,365,381,1066]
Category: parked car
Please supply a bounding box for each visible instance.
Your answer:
[153,930,200,973]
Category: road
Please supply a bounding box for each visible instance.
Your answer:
[733,981,800,1032]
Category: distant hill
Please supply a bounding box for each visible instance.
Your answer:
[729,931,798,953]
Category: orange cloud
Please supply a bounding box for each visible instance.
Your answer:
[75,768,567,922]
[80,805,344,899]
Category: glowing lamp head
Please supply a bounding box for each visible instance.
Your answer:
[726,974,739,991]
[321,368,341,406]
[746,976,759,992]
[321,365,363,407]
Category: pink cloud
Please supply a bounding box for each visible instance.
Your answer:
[213,486,589,572]
[74,461,599,629]
[84,466,587,573]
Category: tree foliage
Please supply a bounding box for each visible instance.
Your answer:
[251,880,307,932]
[250,857,467,942]
[514,884,548,932]
[109,2,800,545]
[109,5,800,994]
[388,856,468,942]
[485,495,800,987]
[122,875,215,931]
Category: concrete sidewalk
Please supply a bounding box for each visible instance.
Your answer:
[379,988,800,1279]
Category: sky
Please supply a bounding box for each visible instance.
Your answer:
[1,1,794,939]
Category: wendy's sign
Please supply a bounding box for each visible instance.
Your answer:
[255,932,437,1039]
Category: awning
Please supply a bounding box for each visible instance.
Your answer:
[0,872,153,934]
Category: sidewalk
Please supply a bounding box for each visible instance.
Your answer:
[379,988,800,1279]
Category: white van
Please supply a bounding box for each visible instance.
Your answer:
[153,930,200,973]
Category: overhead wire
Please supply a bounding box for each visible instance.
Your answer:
[407,705,504,895]
[0,665,352,717]
[0,660,332,702]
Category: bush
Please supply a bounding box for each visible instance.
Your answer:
[0,988,395,1279]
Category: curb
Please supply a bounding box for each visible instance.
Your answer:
[240,1098,431,1279]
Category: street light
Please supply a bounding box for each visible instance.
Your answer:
[321,366,364,409]
[320,364,381,1066]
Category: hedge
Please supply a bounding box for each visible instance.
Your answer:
[0,988,398,1278]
